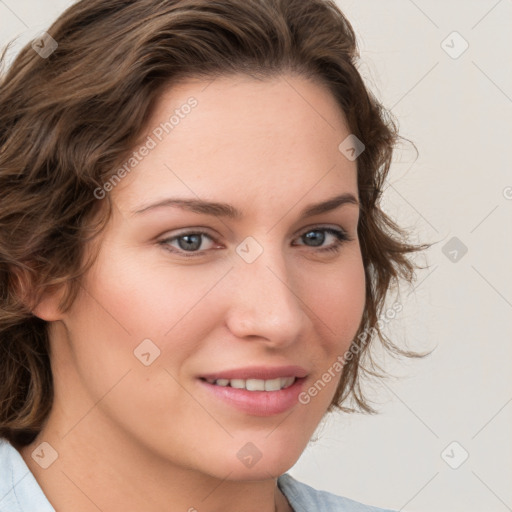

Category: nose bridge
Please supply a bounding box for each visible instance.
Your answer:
[226,242,306,343]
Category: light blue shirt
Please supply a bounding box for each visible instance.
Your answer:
[0,439,397,511]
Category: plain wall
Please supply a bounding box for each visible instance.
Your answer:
[1,1,511,511]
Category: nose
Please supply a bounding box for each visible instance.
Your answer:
[224,246,308,348]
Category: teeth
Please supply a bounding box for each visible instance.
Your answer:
[207,377,296,391]
[264,378,283,391]
[246,379,265,391]
[230,379,246,389]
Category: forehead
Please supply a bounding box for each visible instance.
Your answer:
[113,73,358,211]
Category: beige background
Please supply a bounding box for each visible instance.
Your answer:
[1,1,511,511]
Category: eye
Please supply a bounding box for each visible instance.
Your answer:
[293,227,351,254]
[159,229,218,256]
[158,226,351,258]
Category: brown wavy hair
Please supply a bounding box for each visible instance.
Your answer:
[0,0,427,448]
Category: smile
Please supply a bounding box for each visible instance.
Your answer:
[197,368,308,416]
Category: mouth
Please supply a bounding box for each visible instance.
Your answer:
[196,365,308,416]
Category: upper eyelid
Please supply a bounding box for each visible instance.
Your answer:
[161,224,349,240]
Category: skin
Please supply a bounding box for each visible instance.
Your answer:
[19,73,366,512]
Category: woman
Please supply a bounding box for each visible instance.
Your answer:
[0,0,425,510]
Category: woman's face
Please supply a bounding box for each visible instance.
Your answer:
[42,73,365,480]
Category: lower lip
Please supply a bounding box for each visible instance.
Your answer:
[198,378,306,416]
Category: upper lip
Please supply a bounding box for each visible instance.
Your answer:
[199,365,308,381]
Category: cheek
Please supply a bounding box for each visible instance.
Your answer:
[296,253,365,415]
[304,247,366,348]
[82,244,222,338]
[69,247,229,392]
[61,259,213,429]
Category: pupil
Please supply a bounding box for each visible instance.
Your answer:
[304,230,324,247]
[179,234,201,251]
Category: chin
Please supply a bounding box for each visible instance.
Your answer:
[223,460,297,482]
[210,437,306,481]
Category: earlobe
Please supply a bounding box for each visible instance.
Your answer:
[32,285,66,321]
[9,264,66,321]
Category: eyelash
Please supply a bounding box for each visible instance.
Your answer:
[158,227,352,258]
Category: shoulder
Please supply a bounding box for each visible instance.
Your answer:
[277,473,399,512]
[0,438,55,512]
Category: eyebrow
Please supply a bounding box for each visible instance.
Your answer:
[130,192,359,219]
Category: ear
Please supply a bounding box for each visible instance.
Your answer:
[32,284,67,322]
[10,264,67,321]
